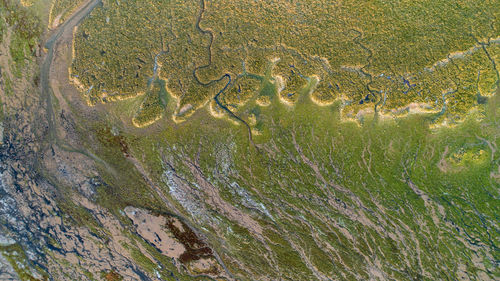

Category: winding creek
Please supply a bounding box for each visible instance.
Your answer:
[193,0,256,146]
[39,0,234,278]
[41,0,103,144]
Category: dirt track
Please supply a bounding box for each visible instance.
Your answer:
[40,0,101,144]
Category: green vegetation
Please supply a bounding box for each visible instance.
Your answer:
[48,0,85,27]
[2,0,497,279]
[112,85,498,279]
[132,79,167,127]
[0,244,46,280]
[3,76,13,96]
[1,0,42,74]
[448,146,488,167]
[89,125,166,212]
[1,0,42,41]
[71,0,499,128]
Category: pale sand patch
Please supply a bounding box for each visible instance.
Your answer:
[67,194,158,279]
[278,95,296,106]
[273,75,285,93]
[310,96,337,106]
[124,207,186,259]
[274,75,297,106]
[269,56,281,64]
[429,119,458,130]
[20,0,33,6]
[132,112,164,128]
[52,13,63,29]
[375,111,396,121]
[256,96,271,107]
[251,128,262,136]
[207,101,240,125]
[405,102,440,114]
[426,36,500,72]
[161,72,221,124]
[161,82,189,124]
[342,107,375,124]
[309,75,338,106]
[171,92,215,123]
[378,102,440,120]
[208,101,225,119]
[187,258,218,274]
[68,26,80,89]
[47,1,56,28]
[340,108,376,125]
[107,92,145,102]
[178,104,193,116]
[172,103,195,123]
[172,219,184,232]
[341,101,448,126]
[430,106,485,130]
